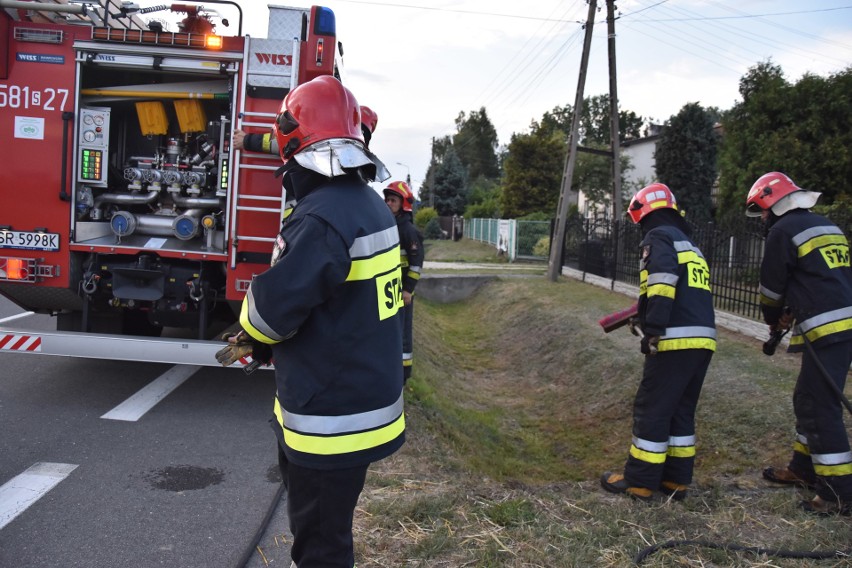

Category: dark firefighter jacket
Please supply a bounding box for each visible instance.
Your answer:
[396,211,424,294]
[638,224,716,352]
[759,209,852,352]
[240,173,406,470]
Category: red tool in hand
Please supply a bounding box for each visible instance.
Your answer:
[599,303,639,334]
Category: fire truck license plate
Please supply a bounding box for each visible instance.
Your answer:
[0,231,60,251]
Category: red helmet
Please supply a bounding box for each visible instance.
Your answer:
[383,180,414,212]
[273,76,363,162]
[360,105,378,134]
[627,183,678,224]
[745,172,803,217]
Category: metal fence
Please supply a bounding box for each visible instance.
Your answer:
[465,214,768,321]
[560,213,767,321]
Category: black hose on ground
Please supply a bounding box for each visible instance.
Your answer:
[634,540,850,564]
[233,481,287,568]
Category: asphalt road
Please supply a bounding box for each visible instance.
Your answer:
[0,299,293,568]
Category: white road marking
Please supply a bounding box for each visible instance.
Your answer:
[0,462,78,531]
[0,312,34,324]
[101,365,200,422]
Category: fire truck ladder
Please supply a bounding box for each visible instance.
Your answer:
[228,37,302,271]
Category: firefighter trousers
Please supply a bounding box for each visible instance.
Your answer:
[402,299,414,382]
[624,349,713,490]
[282,457,368,568]
[787,339,852,502]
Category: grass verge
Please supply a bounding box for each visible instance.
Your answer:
[354,274,852,567]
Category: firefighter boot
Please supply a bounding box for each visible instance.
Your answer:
[799,496,851,517]
[762,466,817,490]
[660,481,688,501]
[600,472,653,502]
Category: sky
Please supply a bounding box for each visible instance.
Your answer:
[234,0,852,199]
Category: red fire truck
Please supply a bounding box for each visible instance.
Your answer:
[0,0,342,367]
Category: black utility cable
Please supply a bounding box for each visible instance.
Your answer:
[634,539,851,565]
[234,481,287,568]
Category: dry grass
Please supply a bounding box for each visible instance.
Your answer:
[352,274,852,567]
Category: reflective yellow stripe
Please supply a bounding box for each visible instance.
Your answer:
[282,413,406,456]
[647,283,676,299]
[409,271,421,281]
[629,444,666,464]
[676,250,703,264]
[789,317,852,345]
[402,359,412,367]
[793,440,810,455]
[239,297,279,344]
[347,247,401,281]
[760,293,783,307]
[657,337,716,352]
[798,234,847,257]
[667,446,696,458]
[261,133,272,153]
[814,462,852,476]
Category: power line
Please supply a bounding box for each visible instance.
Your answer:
[331,0,581,23]
[621,5,852,22]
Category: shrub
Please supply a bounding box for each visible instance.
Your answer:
[424,218,444,240]
[415,207,438,231]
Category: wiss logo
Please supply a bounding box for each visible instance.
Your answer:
[255,53,292,66]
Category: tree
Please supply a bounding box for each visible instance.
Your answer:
[419,135,453,208]
[500,129,564,218]
[432,147,468,216]
[453,108,500,181]
[716,62,852,222]
[655,103,718,223]
[464,177,501,219]
[540,95,645,144]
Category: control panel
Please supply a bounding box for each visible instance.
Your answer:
[77,106,110,186]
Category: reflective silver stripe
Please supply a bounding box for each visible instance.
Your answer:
[409,265,422,274]
[283,392,404,435]
[796,432,809,445]
[647,272,678,286]
[402,352,412,361]
[245,287,286,341]
[811,451,852,465]
[632,436,668,453]
[349,226,398,258]
[400,250,409,257]
[668,435,695,447]
[759,284,784,302]
[798,306,852,333]
[662,326,717,340]
[673,240,705,258]
[792,225,844,247]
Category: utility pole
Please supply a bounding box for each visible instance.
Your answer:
[606,0,624,273]
[607,0,622,221]
[547,0,598,282]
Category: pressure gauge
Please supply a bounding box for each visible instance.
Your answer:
[83,130,96,142]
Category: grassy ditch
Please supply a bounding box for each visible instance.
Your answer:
[354,275,852,567]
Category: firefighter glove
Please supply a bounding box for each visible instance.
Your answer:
[215,331,273,367]
[627,316,642,337]
[640,335,659,355]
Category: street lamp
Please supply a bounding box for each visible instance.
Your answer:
[395,162,411,185]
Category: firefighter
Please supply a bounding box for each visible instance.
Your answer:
[746,172,852,516]
[601,183,716,502]
[216,76,403,566]
[383,180,424,383]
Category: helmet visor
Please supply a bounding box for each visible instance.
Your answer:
[745,202,764,217]
[276,111,299,135]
